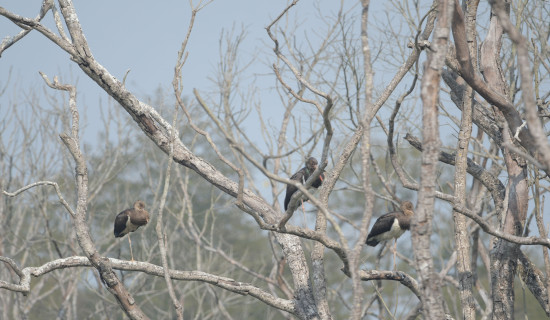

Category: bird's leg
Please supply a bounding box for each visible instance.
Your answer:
[128,234,134,262]
[301,199,306,227]
[301,175,307,226]
[392,239,397,270]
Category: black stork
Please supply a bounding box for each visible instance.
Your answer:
[284,157,325,211]
[366,201,414,250]
[114,200,149,261]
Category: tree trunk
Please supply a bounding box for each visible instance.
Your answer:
[412,0,454,318]
[480,4,529,319]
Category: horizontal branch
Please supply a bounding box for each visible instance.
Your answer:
[405,134,550,248]
[235,204,348,265]
[342,268,421,301]
[0,256,295,314]
[404,133,505,210]
[452,204,550,248]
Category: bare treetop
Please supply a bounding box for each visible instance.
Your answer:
[1,0,550,319]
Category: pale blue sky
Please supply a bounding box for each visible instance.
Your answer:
[0,0,360,210]
[1,1,352,147]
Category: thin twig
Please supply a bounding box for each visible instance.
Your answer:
[3,181,76,218]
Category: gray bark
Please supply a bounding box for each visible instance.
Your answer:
[479,3,529,319]
[412,0,454,318]
[450,1,476,318]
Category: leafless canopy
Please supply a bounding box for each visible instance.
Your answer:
[1,0,550,319]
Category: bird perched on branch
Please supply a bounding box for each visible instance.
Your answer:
[114,200,149,261]
[367,201,414,252]
[366,201,414,247]
[284,157,325,211]
[366,201,414,268]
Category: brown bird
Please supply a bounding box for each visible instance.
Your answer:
[366,201,414,247]
[284,157,325,211]
[114,200,149,261]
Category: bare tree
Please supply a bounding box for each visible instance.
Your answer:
[1,0,550,319]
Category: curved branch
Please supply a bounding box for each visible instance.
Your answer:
[404,133,505,210]
[452,204,550,248]
[7,3,315,316]
[488,0,550,172]
[452,0,546,174]
[0,256,296,315]
[2,180,75,217]
[341,268,421,301]
[40,72,150,320]
[0,0,53,57]
[441,69,502,146]
[0,5,76,57]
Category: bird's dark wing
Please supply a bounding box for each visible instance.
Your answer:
[284,168,307,210]
[311,172,324,189]
[366,212,399,245]
[284,168,324,210]
[284,186,297,211]
[114,211,129,237]
[290,168,307,183]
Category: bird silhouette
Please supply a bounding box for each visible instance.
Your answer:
[284,157,324,211]
[114,200,149,261]
[366,201,414,247]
